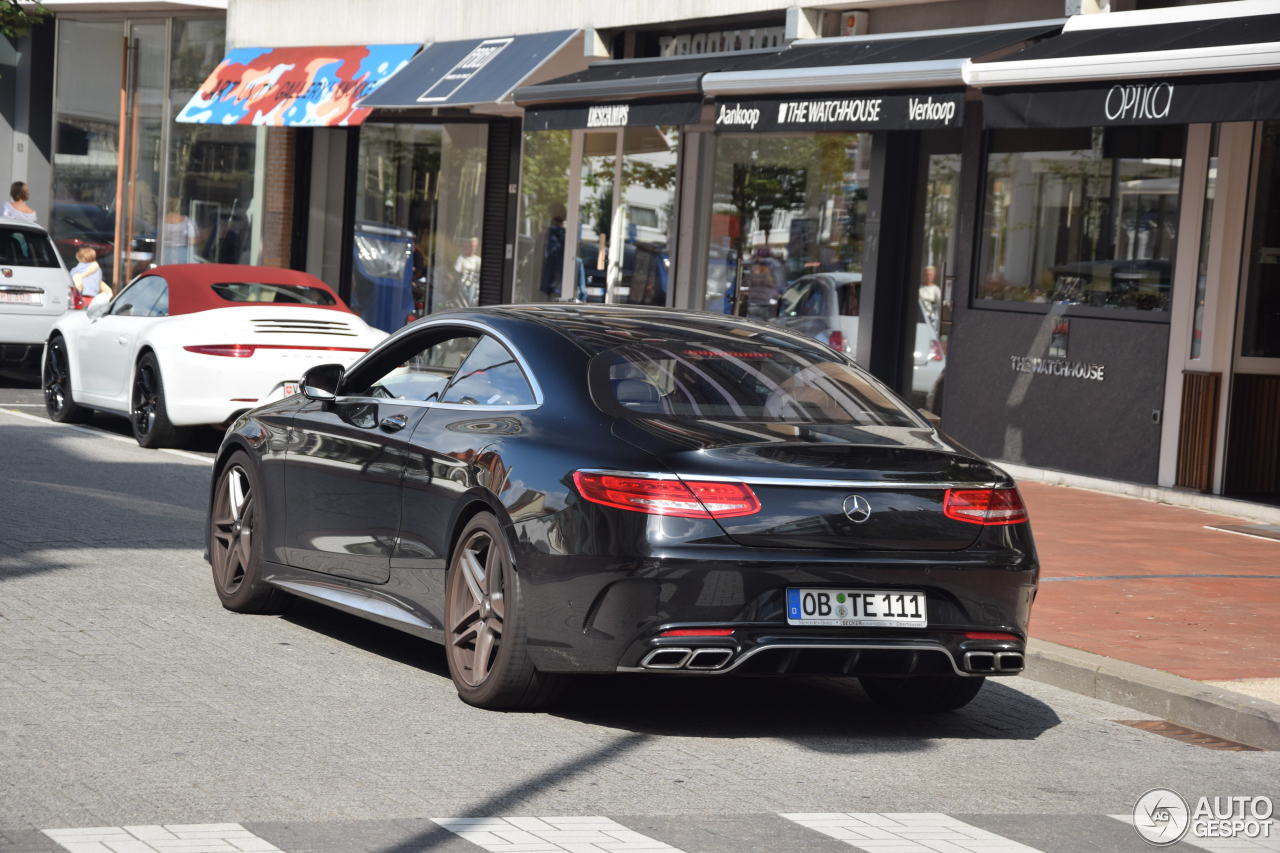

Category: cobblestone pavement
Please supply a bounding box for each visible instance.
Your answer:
[1,407,1278,853]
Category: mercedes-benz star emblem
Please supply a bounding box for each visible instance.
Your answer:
[842,494,872,524]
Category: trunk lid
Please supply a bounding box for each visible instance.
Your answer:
[616,418,1004,551]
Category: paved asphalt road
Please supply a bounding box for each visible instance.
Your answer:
[1,377,1277,853]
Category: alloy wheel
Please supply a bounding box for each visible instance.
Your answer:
[132,363,158,437]
[448,529,507,686]
[43,341,68,414]
[211,465,255,594]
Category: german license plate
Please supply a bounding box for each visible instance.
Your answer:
[786,588,927,628]
[0,291,39,304]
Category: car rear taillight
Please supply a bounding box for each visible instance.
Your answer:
[572,471,761,519]
[185,344,256,358]
[183,344,370,358]
[929,339,945,361]
[660,628,735,637]
[828,330,845,351]
[68,285,85,310]
[943,488,1028,526]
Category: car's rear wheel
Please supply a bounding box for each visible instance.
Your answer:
[131,352,185,448]
[209,451,289,614]
[43,335,90,423]
[859,674,985,712]
[444,512,563,709]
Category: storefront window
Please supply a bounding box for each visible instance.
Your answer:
[1190,126,1219,359]
[123,21,164,279]
[1240,121,1280,359]
[513,129,571,304]
[51,20,123,283]
[704,133,871,319]
[616,126,678,305]
[576,131,616,302]
[978,126,1184,315]
[166,19,258,269]
[913,152,959,412]
[350,122,487,332]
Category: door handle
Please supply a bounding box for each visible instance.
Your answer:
[379,413,409,433]
[116,336,127,346]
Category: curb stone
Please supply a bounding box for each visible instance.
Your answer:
[1023,638,1280,750]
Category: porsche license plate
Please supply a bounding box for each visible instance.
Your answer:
[786,588,927,628]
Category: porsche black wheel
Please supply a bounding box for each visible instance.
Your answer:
[131,352,185,448]
[43,336,90,423]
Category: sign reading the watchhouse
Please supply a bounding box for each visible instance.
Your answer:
[712,91,963,133]
[984,71,1280,128]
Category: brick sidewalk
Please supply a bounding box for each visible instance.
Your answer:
[1020,481,1280,684]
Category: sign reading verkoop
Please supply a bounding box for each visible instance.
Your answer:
[713,91,964,132]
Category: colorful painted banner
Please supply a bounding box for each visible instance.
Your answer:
[176,43,420,126]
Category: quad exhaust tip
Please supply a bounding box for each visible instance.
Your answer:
[640,646,735,671]
[963,650,1024,673]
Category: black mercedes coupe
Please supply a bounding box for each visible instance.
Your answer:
[206,305,1037,711]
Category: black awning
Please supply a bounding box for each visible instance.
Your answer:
[984,70,1280,128]
[970,9,1280,127]
[358,30,577,109]
[701,23,1058,133]
[513,52,768,106]
[726,23,1061,74]
[983,13,1280,64]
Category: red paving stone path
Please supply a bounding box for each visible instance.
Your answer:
[1018,481,1280,682]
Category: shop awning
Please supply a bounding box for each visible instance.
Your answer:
[514,53,748,129]
[701,22,1060,133]
[176,43,420,126]
[969,2,1280,127]
[356,30,580,111]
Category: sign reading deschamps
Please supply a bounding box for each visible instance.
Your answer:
[713,92,963,132]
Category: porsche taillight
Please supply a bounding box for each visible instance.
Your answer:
[943,488,1028,525]
[572,471,761,519]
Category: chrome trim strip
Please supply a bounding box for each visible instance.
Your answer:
[621,642,986,678]
[269,579,436,631]
[575,468,997,490]
[0,285,44,293]
[338,316,544,411]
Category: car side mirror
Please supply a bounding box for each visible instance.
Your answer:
[917,408,942,429]
[301,363,344,401]
[85,298,109,320]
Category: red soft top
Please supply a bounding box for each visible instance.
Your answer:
[147,264,351,316]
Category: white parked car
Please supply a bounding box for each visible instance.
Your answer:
[771,272,946,410]
[44,264,387,447]
[0,221,76,375]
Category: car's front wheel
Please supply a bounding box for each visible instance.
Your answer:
[860,674,985,712]
[43,335,90,423]
[131,352,185,448]
[209,451,289,614]
[444,512,563,709]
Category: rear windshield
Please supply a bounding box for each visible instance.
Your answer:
[0,228,61,268]
[210,281,336,305]
[589,336,918,426]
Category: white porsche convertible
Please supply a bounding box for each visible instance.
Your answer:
[43,264,387,447]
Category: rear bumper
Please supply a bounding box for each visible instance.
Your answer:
[0,342,42,371]
[513,519,1038,675]
[1,312,61,347]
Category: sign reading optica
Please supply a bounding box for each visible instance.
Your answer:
[711,91,964,133]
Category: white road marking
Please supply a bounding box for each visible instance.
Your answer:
[1110,815,1280,852]
[431,816,686,852]
[1204,525,1280,543]
[0,407,213,464]
[43,823,282,852]
[781,813,1044,853]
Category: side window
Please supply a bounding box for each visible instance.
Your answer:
[355,332,480,401]
[109,276,165,317]
[798,282,827,317]
[441,335,536,407]
[778,282,810,318]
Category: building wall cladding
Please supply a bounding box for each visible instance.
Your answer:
[943,308,1170,485]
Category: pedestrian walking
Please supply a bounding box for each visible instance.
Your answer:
[69,246,110,302]
[3,181,37,222]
